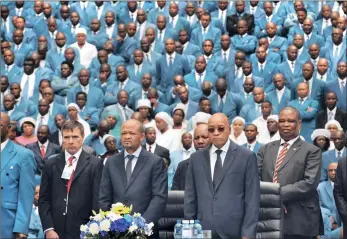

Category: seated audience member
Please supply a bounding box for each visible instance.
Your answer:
[318,162,342,238]
[316,91,347,132]
[84,120,110,155]
[169,132,194,188]
[265,115,281,143]
[321,130,346,182]
[229,116,247,145]
[154,112,181,152]
[136,99,156,129]
[26,125,60,175]
[311,129,331,153]
[98,134,119,165]
[171,123,211,190]
[243,124,262,153]
[16,117,38,146]
[172,104,189,131]
[252,100,273,144]
[28,175,44,239]
[187,110,212,132]
[325,120,344,150]
[8,122,20,141]
[49,114,65,146]
[102,111,122,139]
[240,87,265,123]
[66,103,91,140]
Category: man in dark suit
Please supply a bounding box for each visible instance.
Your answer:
[49,114,65,146]
[226,0,255,37]
[258,106,322,239]
[39,121,103,239]
[172,123,211,190]
[184,113,260,238]
[26,125,60,175]
[143,127,170,160]
[99,119,168,229]
[334,154,347,239]
[316,92,347,132]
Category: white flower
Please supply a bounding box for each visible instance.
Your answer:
[112,202,124,208]
[100,220,111,232]
[128,225,138,232]
[147,222,154,229]
[93,213,103,222]
[89,223,100,235]
[80,225,88,232]
[107,212,122,221]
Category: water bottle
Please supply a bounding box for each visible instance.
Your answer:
[194,220,203,239]
[189,220,195,238]
[174,219,182,239]
[182,220,191,238]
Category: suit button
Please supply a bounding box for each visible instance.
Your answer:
[213,198,217,201]
[1,186,3,190]
[64,198,66,202]
[6,173,9,176]
[63,212,66,216]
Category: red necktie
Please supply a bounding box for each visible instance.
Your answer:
[40,145,45,158]
[67,156,75,194]
[273,143,288,183]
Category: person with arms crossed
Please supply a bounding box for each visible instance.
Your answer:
[258,106,322,239]
[1,112,36,239]
[99,119,168,237]
[39,121,103,239]
[184,113,260,239]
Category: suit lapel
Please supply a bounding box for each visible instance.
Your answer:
[215,141,238,192]
[55,152,66,181]
[277,138,302,172]
[1,140,16,173]
[115,152,127,188]
[325,181,334,203]
[126,149,148,190]
[45,143,54,159]
[270,140,281,171]
[72,150,90,183]
[34,143,44,160]
[203,148,214,193]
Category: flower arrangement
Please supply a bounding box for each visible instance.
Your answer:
[80,203,154,239]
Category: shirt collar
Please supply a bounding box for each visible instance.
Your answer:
[124,145,142,158]
[327,107,337,115]
[276,86,286,94]
[336,147,345,155]
[248,140,256,147]
[0,139,9,151]
[211,139,230,153]
[38,140,49,148]
[201,24,210,32]
[183,147,193,153]
[65,147,83,162]
[166,52,176,59]
[280,135,300,146]
[338,77,347,83]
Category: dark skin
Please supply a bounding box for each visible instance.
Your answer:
[1,6,10,20]
[116,66,128,83]
[273,74,285,91]
[141,74,152,90]
[94,120,110,138]
[0,76,9,93]
[37,125,50,144]
[221,35,230,51]
[145,127,156,145]
[38,99,50,116]
[165,39,176,54]
[23,60,35,75]
[267,119,278,136]
[3,94,15,111]
[253,87,265,104]
[76,93,87,110]
[337,62,347,79]
[261,102,272,119]
[302,63,314,81]
[195,56,207,73]
[325,92,338,111]
[199,99,212,113]
[173,109,185,128]
[13,29,24,45]
[278,107,302,141]
[245,124,258,144]
[133,50,144,65]
[54,114,66,130]
[181,132,193,150]
[10,83,21,99]
[117,90,129,107]
[78,69,90,86]
[140,37,151,53]
[235,52,246,67]
[333,131,346,151]
[202,81,212,96]
[309,44,320,60]
[243,78,255,93]
[105,137,117,155]
[215,78,228,98]
[99,63,111,84]
[287,45,298,61]
[90,19,101,32]
[42,87,55,104]
[178,87,189,104]
[242,62,253,76]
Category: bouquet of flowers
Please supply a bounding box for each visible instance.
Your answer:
[80,203,154,239]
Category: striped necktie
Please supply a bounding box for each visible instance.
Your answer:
[273,143,289,183]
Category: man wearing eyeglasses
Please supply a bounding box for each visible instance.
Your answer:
[184,113,260,239]
[258,106,322,239]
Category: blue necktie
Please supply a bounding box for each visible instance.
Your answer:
[218,96,224,112]
[260,64,264,74]
[337,151,341,159]
[198,73,203,86]
[125,155,135,182]
[22,77,30,99]
[169,56,173,67]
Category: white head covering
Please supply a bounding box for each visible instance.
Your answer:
[324,120,343,131]
[172,103,186,114]
[136,99,151,110]
[267,115,279,122]
[155,112,173,127]
[20,117,36,128]
[67,103,80,112]
[102,134,116,145]
[232,116,245,125]
[195,112,211,124]
[76,28,87,35]
[311,129,331,141]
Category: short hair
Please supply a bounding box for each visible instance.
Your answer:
[245,123,258,132]
[61,60,74,72]
[39,79,51,87]
[296,8,307,15]
[199,96,210,104]
[202,12,211,18]
[281,106,302,121]
[262,100,272,106]
[61,120,84,136]
[0,75,8,80]
[76,91,87,100]
[17,16,26,23]
[145,127,156,134]
[203,39,214,47]
[24,58,35,65]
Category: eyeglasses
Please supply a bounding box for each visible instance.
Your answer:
[208,126,226,133]
[328,169,337,172]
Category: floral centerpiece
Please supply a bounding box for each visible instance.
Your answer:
[80,203,154,239]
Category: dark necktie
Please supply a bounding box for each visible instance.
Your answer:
[123,106,129,120]
[213,149,223,189]
[126,155,135,182]
[218,96,224,112]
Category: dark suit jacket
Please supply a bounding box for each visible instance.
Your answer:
[258,138,322,236]
[316,108,347,132]
[49,130,60,146]
[333,156,347,239]
[38,151,103,239]
[171,158,190,191]
[99,149,168,225]
[26,141,61,174]
[143,144,170,160]
[184,141,260,238]
[226,13,255,37]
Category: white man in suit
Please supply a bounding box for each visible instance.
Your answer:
[99,119,168,237]
[1,112,36,239]
[26,125,61,175]
[258,106,323,239]
[172,123,211,190]
[185,113,260,238]
[39,121,103,239]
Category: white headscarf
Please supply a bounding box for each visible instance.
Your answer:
[311,129,331,141]
[267,115,279,122]
[324,120,343,131]
[67,103,80,112]
[102,134,116,145]
[232,116,245,126]
[155,112,173,127]
[195,112,211,124]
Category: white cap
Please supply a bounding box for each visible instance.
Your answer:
[172,103,186,113]
[325,120,343,131]
[67,103,80,112]
[267,115,279,122]
[20,117,36,128]
[102,134,116,145]
[311,129,331,141]
[232,116,245,125]
[155,112,173,127]
[136,99,151,109]
[195,112,211,124]
[75,28,87,35]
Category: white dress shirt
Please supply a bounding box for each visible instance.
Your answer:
[146,142,157,152]
[157,28,166,41]
[195,70,206,83]
[304,78,313,95]
[322,18,331,31]
[327,107,337,121]
[70,42,98,68]
[287,59,296,73]
[221,48,230,61]
[182,147,194,160]
[276,87,286,102]
[134,63,143,75]
[317,72,327,81]
[209,139,230,179]
[124,146,142,171]
[119,78,130,89]
[336,148,345,158]
[49,102,55,115]
[166,52,176,65]
[129,10,138,22]
[217,91,227,105]
[278,136,300,156]
[266,14,273,23]
[36,113,50,126]
[0,139,9,151]
[20,73,35,99]
[106,23,115,39]
[96,4,104,20]
[80,84,89,94]
[65,148,82,171]
[170,14,178,28]
[246,140,257,151]
[338,78,347,91]
[333,43,342,57]
[304,32,312,41]
[218,9,227,25]
[258,61,267,72]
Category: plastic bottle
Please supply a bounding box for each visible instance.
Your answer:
[182,220,191,238]
[174,219,182,239]
[189,220,195,238]
[194,220,203,239]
